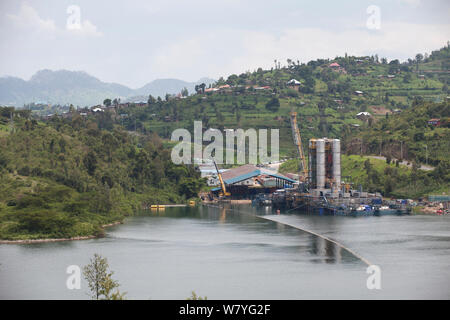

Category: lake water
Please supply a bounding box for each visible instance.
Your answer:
[0,205,449,299]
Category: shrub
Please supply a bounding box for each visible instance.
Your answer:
[18,166,30,176]
[0,153,8,168]
[16,210,75,236]
[31,167,42,176]
[265,97,280,112]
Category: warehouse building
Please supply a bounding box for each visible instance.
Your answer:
[211,164,296,198]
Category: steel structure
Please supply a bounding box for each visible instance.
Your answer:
[213,160,231,197]
[290,111,308,180]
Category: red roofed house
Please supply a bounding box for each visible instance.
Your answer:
[328,62,346,74]
[428,119,440,126]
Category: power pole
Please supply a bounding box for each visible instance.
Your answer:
[9,111,14,132]
[360,138,363,155]
[400,141,403,160]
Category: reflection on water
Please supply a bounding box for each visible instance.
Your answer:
[136,205,363,265]
[309,235,342,264]
[207,204,358,264]
[0,204,449,299]
[219,207,227,223]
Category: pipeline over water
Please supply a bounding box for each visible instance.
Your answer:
[259,215,372,266]
[204,204,372,266]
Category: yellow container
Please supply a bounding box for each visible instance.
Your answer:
[189,200,196,207]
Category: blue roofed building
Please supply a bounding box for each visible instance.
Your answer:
[211,164,297,199]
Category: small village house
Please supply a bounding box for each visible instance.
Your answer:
[428,118,441,126]
[286,79,301,89]
[356,111,372,121]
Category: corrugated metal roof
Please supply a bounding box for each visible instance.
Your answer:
[224,170,261,184]
[428,195,450,202]
[221,164,256,180]
[219,164,296,185]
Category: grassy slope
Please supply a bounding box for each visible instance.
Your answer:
[117,47,449,162]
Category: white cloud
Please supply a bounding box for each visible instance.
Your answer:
[7,2,56,32]
[149,22,450,80]
[7,2,102,37]
[67,20,103,37]
[238,22,450,63]
[398,0,421,7]
[1,0,448,87]
[154,37,206,70]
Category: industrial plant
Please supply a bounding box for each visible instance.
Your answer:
[308,138,341,192]
[207,112,411,216]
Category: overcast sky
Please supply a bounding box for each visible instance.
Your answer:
[0,0,449,88]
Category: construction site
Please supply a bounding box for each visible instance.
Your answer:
[206,111,411,216]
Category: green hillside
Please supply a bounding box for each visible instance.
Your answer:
[1,44,450,240]
[0,107,203,240]
[115,44,450,161]
[342,100,449,165]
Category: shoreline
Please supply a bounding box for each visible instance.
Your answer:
[0,203,194,244]
[0,221,123,245]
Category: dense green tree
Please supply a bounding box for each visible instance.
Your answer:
[147,94,156,105]
[265,97,280,112]
[83,151,97,176]
[103,99,112,107]
[415,53,423,72]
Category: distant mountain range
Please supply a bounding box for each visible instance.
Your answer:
[0,69,215,107]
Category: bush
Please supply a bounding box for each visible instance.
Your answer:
[16,194,49,209]
[15,210,75,237]
[31,167,42,176]
[0,153,8,168]
[265,97,280,112]
[71,222,96,236]
[17,166,30,176]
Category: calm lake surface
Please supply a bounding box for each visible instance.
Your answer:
[1,205,449,299]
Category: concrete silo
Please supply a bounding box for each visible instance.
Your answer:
[316,139,326,189]
[308,138,341,190]
[332,139,341,187]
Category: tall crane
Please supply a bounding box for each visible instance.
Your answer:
[290,111,308,180]
[213,160,230,197]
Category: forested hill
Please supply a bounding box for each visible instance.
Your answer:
[0,107,203,240]
[1,44,449,240]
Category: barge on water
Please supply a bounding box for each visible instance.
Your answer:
[268,187,411,216]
